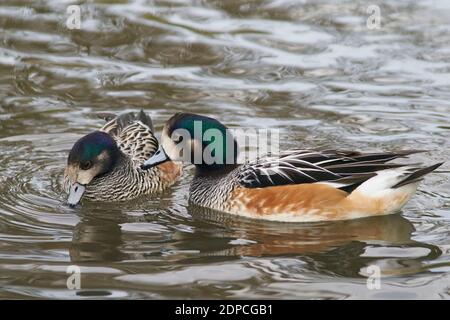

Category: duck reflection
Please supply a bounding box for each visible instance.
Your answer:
[70,210,125,263]
[189,204,417,253]
[68,202,441,278]
[186,205,442,277]
[68,187,183,263]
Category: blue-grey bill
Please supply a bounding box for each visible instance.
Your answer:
[141,146,169,170]
[68,183,86,207]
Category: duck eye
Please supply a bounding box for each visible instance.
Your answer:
[80,161,92,170]
[174,135,183,143]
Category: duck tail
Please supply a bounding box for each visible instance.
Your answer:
[391,162,444,188]
[136,109,154,132]
[100,110,154,136]
[343,163,443,216]
[352,163,443,197]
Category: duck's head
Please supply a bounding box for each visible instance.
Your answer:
[142,113,237,171]
[65,131,119,207]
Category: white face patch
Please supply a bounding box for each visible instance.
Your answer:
[76,170,94,185]
[162,127,188,162]
[70,150,110,185]
[162,126,202,164]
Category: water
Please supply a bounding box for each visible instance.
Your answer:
[0,0,449,299]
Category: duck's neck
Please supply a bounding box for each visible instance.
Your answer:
[189,163,241,210]
[86,151,162,201]
[90,151,131,185]
[109,150,130,172]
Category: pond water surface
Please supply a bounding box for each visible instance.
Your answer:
[0,0,449,299]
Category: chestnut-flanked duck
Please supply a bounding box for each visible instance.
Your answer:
[141,112,442,222]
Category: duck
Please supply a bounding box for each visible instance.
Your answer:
[141,112,443,222]
[64,110,182,207]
